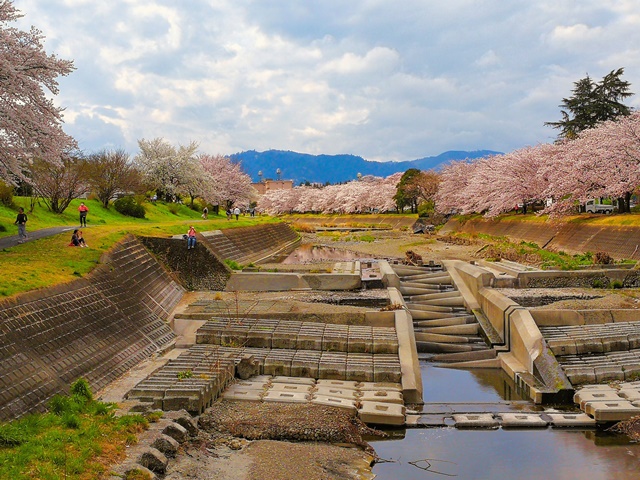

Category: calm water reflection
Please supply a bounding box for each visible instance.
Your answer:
[371,428,640,480]
[370,363,640,479]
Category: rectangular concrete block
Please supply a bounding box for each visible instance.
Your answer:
[359,382,403,392]
[358,401,405,425]
[564,367,596,385]
[359,390,403,405]
[271,376,316,386]
[263,391,310,404]
[453,414,499,429]
[547,413,596,428]
[269,383,314,394]
[594,365,625,383]
[499,413,548,428]
[585,400,640,422]
[314,386,359,400]
[547,338,577,356]
[617,388,640,401]
[222,389,264,402]
[574,390,623,410]
[316,380,359,390]
[311,395,358,413]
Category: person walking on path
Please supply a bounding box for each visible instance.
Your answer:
[78,202,89,227]
[14,207,27,243]
[187,226,197,249]
[233,206,241,220]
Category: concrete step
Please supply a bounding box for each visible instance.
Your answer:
[400,271,452,281]
[414,324,480,336]
[409,310,463,320]
[403,290,461,301]
[416,342,475,353]
[414,316,476,327]
[431,349,497,363]
[408,296,465,307]
[414,332,473,344]
[405,303,461,313]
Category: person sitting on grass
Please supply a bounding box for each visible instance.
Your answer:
[70,229,88,247]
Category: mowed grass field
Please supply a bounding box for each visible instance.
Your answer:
[0,198,277,298]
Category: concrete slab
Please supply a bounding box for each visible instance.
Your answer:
[225,382,268,392]
[221,389,264,402]
[359,401,405,425]
[359,390,404,405]
[618,389,640,401]
[574,390,623,410]
[263,391,310,404]
[405,414,447,428]
[271,376,316,386]
[314,386,359,400]
[499,413,548,428]
[358,382,403,392]
[316,379,359,390]
[546,413,596,428]
[452,414,499,429]
[584,400,640,422]
[269,383,314,394]
[311,395,358,413]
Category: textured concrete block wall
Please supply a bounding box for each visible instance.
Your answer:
[140,236,231,291]
[206,223,300,265]
[447,218,640,261]
[0,235,182,421]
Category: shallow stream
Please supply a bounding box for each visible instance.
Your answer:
[369,363,640,479]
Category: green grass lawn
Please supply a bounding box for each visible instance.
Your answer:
[0,198,277,298]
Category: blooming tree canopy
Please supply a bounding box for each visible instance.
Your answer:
[258,173,401,215]
[134,138,199,201]
[198,154,255,208]
[0,1,76,182]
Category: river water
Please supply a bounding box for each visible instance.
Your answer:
[369,363,640,480]
[280,246,640,478]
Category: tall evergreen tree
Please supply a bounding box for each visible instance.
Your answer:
[546,68,633,139]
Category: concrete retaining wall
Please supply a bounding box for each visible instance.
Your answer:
[443,217,640,261]
[0,235,183,421]
[140,236,231,291]
[445,261,572,403]
[202,223,300,265]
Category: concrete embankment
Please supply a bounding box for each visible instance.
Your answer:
[0,235,183,421]
[442,217,640,261]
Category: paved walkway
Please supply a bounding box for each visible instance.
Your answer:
[0,225,79,250]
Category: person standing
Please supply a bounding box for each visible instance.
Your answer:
[78,202,89,227]
[187,226,197,249]
[14,207,27,243]
[202,206,208,219]
[233,206,240,220]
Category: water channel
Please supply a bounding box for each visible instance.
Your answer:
[281,245,640,478]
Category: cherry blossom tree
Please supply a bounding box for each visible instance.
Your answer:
[198,154,255,209]
[0,1,76,182]
[134,138,199,202]
[258,173,401,215]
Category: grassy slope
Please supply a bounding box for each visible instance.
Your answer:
[0,198,277,298]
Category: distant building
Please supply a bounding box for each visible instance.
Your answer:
[253,179,294,194]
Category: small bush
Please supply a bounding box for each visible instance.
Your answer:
[70,378,93,402]
[0,225,6,232]
[62,412,81,429]
[177,370,193,380]
[0,423,25,446]
[594,251,614,265]
[114,196,146,218]
[49,394,75,415]
[224,259,243,270]
[611,280,623,289]
[591,279,605,289]
[0,181,14,207]
[168,203,180,215]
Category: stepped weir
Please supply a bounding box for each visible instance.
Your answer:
[3,220,640,473]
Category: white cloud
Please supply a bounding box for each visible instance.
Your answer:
[10,0,640,161]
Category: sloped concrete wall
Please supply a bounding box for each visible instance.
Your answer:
[0,235,183,421]
[443,218,640,261]
[140,236,231,291]
[202,223,300,265]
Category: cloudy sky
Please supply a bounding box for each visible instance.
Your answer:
[14,0,640,161]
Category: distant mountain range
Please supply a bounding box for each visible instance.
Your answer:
[230,149,501,185]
